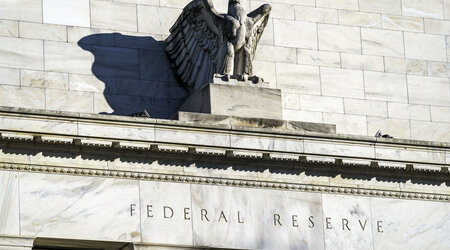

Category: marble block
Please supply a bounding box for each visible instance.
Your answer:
[0,171,20,235]
[140,181,193,245]
[19,173,141,242]
[190,184,324,250]
[371,198,450,250]
[179,78,282,120]
[322,194,373,250]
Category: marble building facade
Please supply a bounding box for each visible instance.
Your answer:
[0,0,448,141]
[0,0,449,249]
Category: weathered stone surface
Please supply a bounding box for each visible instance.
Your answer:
[341,53,384,71]
[407,75,450,106]
[0,85,45,109]
[283,109,323,123]
[404,33,447,62]
[0,68,20,86]
[299,94,344,113]
[297,49,341,68]
[294,5,338,24]
[427,61,448,78]
[91,1,137,32]
[19,173,141,242]
[316,0,358,10]
[21,70,68,89]
[320,67,364,99]
[19,22,67,42]
[364,71,408,103]
[362,28,404,57]
[359,0,401,15]
[382,15,424,32]
[384,57,427,75]
[44,41,92,75]
[388,103,430,121]
[323,113,367,135]
[43,0,90,27]
[177,111,336,134]
[0,0,42,22]
[344,99,387,117]
[254,45,296,63]
[274,19,317,49]
[0,37,43,70]
[0,171,19,235]
[318,24,361,53]
[372,198,450,250]
[45,89,94,113]
[253,1,293,20]
[402,0,445,19]
[411,121,450,142]
[276,63,321,95]
[431,106,450,123]
[338,10,381,28]
[179,81,282,120]
[0,20,18,37]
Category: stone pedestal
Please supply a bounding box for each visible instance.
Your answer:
[177,111,337,134]
[179,78,282,120]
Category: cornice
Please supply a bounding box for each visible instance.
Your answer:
[0,106,448,149]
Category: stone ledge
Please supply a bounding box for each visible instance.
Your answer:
[0,106,448,148]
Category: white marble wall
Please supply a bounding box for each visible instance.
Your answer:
[2,170,449,249]
[0,171,20,235]
[0,0,448,141]
[19,173,141,242]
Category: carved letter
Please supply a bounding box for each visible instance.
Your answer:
[274,214,282,226]
[292,215,299,227]
[201,209,210,221]
[184,208,191,220]
[342,219,351,231]
[147,205,153,218]
[358,219,367,231]
[218,211,228,222]
[308,216,315,228]
[238,211,244,224]
[164,206,174,218]
[377,221,383,233]
[130,204,136,216]
[326,217,332,229]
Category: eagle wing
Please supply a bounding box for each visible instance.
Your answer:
[247,6,271,62]
[165,0,226,92]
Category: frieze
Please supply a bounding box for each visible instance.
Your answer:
[0,163,448,202]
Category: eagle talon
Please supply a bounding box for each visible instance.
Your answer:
[215,73,231,81]
[248,75,264,84]
[236,75,246,81]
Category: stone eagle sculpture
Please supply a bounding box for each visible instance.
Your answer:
[165,0,272,93]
